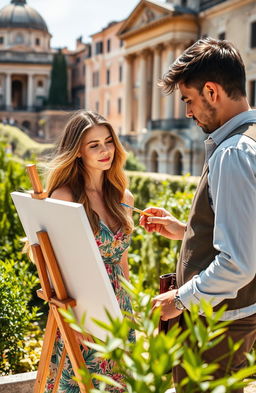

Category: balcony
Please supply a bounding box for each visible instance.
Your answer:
[200,0,227,11]
[147,118,193,131]
[119,134,139,148]
[0,51,53,64]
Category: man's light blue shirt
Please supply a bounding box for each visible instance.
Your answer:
[179,110,256,320]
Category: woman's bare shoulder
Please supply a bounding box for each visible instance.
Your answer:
[123,189,134,207]
[50,186,74,202]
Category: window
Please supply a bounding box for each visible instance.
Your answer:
[0,36,4,44]
[95,41,103,55]
[250,80,256,107]
[107,39,111,52]
[118,98,122,114]
[92,71,99,87]
[106,69,110,85]
[218,32,226,41]
[251,21,256,48]
[37,80,44,88]
[119,40,123,47]
[15,33,24,44]
[107,100,110,116]
[95,101,99,112]
[83,65,86,76]
[76,57,81,63]
[35,38,40,46]
[119,65,123,82]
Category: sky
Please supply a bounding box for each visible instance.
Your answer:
[0,0,149,50]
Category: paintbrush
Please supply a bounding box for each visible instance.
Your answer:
[120,202,153,217]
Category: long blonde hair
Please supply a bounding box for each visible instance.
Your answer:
[46,111,133,235]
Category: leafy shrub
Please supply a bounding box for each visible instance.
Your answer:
[0,258,40,374]
[61,278,256,393]
[125,152,145,172]
[0,141,45,373]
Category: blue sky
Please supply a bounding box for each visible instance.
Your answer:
[0,0,148,49]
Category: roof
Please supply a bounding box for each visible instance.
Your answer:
[0,0,49,32]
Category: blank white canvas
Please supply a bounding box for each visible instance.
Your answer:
[11,192,123,342]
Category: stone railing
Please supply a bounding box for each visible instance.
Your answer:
[0,371,36,393]
[0,51,53,64]
[147,118,192,131]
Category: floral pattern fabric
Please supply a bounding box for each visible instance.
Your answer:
[45,221,135,393]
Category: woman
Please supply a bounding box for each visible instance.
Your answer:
[45,110,135,393]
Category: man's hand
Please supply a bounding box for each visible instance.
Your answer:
[139,207,186,240]
[152,289,183,320]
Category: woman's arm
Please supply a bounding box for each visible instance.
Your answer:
[119,249,130,281]
[119,189,134,281]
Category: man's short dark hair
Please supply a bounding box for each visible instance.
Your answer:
[159,37,246,100]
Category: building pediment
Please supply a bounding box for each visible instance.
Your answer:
[118,0,176,39]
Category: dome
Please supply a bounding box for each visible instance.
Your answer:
[0,0,49,33]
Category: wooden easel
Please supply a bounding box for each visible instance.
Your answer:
[26,164,94,393]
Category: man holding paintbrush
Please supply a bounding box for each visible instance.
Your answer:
[140,37,256,392]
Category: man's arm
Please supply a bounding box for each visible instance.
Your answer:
[179,143,256,310]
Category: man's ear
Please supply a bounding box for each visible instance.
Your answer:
[203,82,218,103]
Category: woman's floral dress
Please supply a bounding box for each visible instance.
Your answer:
[45,221,135,393]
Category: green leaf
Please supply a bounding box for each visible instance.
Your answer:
[90,373,123,388]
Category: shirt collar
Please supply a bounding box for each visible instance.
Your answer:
[204,110,256,161]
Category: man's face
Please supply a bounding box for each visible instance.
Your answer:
[179,82,220,134]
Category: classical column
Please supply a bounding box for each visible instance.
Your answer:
[165,46,174,119]
[5,73,12,110]
[173,44,186,119]
[151,45,162,121]
[27,73,34,110]
[138,50,148,131]
[124,55,133,133]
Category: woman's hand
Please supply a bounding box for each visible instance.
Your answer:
[139,207,186,240]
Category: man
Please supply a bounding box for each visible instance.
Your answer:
[140,38,256,391]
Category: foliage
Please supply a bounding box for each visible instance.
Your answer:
[125,152,145,172]
[0,123,53,159]
[127,174,197,292]
[0,258,40,374]
[0,141,45,374]
[61,278,256,393]
[48,49,69,107]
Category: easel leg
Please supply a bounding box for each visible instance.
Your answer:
[51,347,67,393]
[52,305,93,393]
[34,309,58,393]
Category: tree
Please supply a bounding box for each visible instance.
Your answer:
[48,49,69,108]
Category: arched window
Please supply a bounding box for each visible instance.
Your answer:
[173,151,183,175]
[37,80,44,88]
[35,38,40,46]
[151,151,159,173]
[12,80,23,108]
[22,120,31,131]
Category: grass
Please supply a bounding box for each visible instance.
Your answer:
[0,124,53,159]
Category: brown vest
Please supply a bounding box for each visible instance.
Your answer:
[176,122,256,311]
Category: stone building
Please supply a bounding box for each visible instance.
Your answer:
[1,0,256,174]
[86,0,256,175]
[85,21,125,134]
[0,0,91,140]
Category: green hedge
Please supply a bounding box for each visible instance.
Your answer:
[127,171,198,291]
